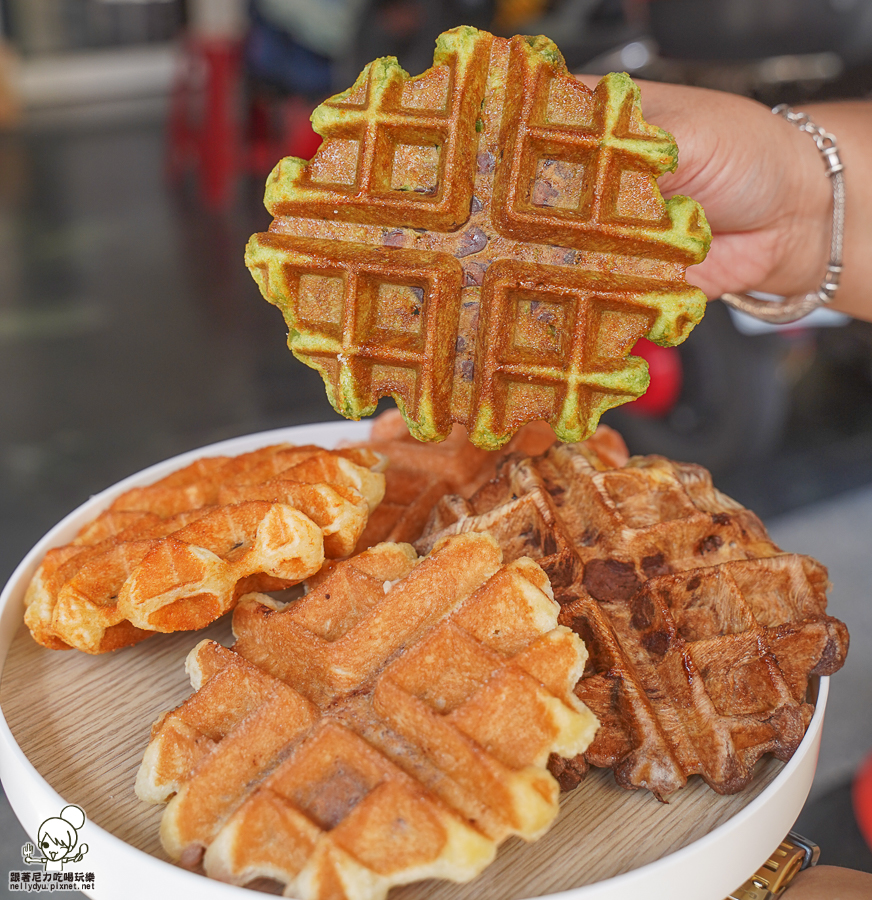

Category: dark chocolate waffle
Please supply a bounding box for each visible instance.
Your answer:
[417,442,849,797]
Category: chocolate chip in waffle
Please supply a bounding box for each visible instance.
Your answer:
[24,444,385,653]
[417,443,849,798]
[246,27,710,450]
[135,533,598,900]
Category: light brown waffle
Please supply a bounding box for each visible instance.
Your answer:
[417,443,849,797]
[24,445,385,653]
[344,409,492,550]
[246,27,710,450]
[109,444,385,520]
[136,533,598,900]
[345,408,628,549]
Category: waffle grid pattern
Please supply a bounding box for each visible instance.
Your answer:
[247,27,710,449]
[137,535,598,900]
[265,27,489,231]
[417,444,849,797]
[24,445,385,653]
[492,35,707,259]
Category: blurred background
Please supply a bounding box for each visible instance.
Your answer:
[1,0,871,893]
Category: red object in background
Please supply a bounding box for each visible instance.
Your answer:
[247,95,322,176]
[282,99,323,161]
[166,37,322,208]
[167,37,244,208]
[624,338,683,418]
[853,751,872,851]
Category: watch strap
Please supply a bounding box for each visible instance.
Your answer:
[727,831,820,900]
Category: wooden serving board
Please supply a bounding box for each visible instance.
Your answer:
[0,618,783,899]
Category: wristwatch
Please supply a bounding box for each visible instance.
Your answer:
[726,831,820,900]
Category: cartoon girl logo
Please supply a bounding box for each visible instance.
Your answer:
[22,805,89,873]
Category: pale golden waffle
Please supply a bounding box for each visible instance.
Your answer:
[24,444,386,654]
[246,27,710,450]
[417,443,849,798]
[109,443,385,521]
[136,533,598,900]
[346,407,628,549]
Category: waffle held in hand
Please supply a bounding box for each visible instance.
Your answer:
[136,533,598,900]
[417,443,849,798]
[246,27,710,450]
[24,444,385,653]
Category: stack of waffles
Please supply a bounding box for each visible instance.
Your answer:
[26,422,849,896]
[136,533,599,900]
[19,22,850,898]
[417,442,850,798]
[246,26,710,450]
[24,444,385,653]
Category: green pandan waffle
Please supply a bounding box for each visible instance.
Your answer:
[246,27,709,450]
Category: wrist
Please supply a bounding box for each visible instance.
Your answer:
[799,101,872,320]
[767,110,835,298]
[779,866,872,899]
[720,104,844,323]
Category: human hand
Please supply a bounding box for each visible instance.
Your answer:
[781,864,872,899]
[575,77,834,304]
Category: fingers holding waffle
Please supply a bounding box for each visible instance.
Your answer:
[11,23,854,899]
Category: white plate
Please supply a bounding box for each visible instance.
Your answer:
[0,421,827,900]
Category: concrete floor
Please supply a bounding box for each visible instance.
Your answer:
[0,113,871,896]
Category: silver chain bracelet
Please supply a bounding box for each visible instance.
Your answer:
[720,104,845,324]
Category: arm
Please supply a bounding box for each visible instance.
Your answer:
[782,864,872,899]
[577,77,872,322]
[800,100,872,321]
